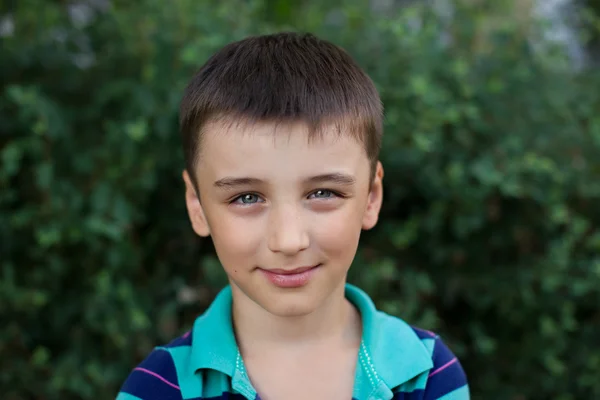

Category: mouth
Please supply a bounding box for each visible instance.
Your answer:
[259,264,321,288]
[264,265,318,275]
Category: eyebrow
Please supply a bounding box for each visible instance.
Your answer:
[213,173,356,189]
[306,173,356,186]
[213,177,263,189]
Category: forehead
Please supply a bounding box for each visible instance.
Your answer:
[197,121,369,179]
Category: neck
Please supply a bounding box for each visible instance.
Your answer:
[231,283,361,352]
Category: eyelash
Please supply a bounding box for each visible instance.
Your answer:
[230,189,342,205]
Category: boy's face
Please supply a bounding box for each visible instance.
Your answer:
[183,121,384,318]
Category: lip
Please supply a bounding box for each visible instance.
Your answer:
[266,266,315,275]
[259,264,321,288]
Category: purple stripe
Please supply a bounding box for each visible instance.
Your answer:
[134,367,180,390]
[429,358,458,377]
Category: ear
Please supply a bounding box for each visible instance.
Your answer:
[183,170,211,237]
[362,161,384,230]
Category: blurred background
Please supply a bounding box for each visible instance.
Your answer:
[1,0,600,398]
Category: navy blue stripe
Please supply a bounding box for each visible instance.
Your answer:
[201,394,248,400]
[164,331,193,348]
[149,393,250,400]
[393,389,425,399]
[141,348,180,387]
[119,348,182,400]
[411,326,438,340]
[120,369,182,399]
[430,337,455,367]
[423,339,468,399]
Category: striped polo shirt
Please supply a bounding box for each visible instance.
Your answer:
[117,284,469,400]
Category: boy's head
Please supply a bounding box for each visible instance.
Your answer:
[180,32,385,318]
[180,32,383,187]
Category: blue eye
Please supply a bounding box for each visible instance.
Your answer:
[310,189,335,199]
[234,194,261,204]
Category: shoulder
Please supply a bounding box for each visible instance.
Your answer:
[116,332,192,400]
[410,327,470,400]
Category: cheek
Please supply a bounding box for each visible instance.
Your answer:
[311,205,363,258]
[207,211,264,262]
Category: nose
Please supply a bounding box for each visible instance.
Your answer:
[267,205,309,255]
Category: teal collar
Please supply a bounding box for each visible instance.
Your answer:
[189,284,433,399]
[344,284,433,398]
[189,286,238,376]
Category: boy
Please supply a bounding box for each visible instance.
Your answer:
[117,32,469,400]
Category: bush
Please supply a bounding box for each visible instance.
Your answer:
[1,0,599,398]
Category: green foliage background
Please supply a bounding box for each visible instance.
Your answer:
[1,0,599,398]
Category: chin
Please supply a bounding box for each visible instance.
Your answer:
[262,299,318,318]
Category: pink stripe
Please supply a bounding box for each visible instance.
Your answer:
[424,329,437,338]
[429,358,458,377]
[134,367,180,390]
[182,330,191,339]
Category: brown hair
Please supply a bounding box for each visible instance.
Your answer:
[179,32,383,184]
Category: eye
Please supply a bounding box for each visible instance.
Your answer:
[232,193,262,205]
[309,189,336,199]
